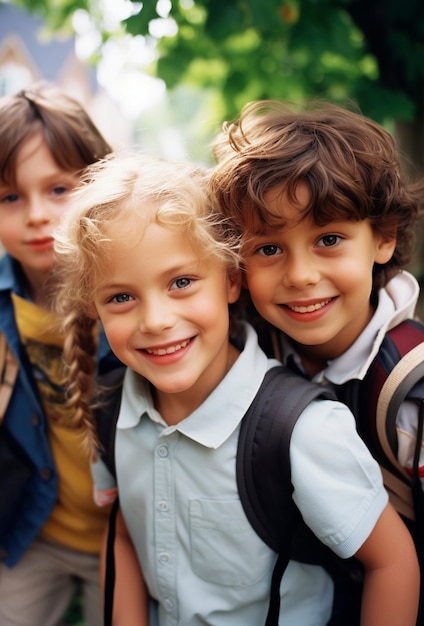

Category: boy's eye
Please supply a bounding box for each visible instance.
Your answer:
[257,244,281,257]
[52,185,69,197]
[109,293,133,304]
[318,234,342,247]
[1,192,19,204]
[170,277,192,290]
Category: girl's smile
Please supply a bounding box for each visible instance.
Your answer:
[94,217,241,421]
[143,337,192,356]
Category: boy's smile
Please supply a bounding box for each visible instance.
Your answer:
[244,183,396,362]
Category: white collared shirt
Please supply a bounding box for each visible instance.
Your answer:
[93,323,387,626]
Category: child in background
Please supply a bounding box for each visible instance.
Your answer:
[210,98,424,619]
[53,151,419,626]
[0,82,120,626]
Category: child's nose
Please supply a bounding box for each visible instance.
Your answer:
[282,254,320,288]
[26,195,50,224]
[139,298,174,334]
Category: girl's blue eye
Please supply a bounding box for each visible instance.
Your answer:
[171,277,192,290]
[318,234,341,247]
[111,293,133,303]
[257,244,281,256]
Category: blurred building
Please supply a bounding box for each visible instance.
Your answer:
[0,2,133,149]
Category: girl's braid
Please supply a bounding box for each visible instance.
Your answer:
[62,307,100,459]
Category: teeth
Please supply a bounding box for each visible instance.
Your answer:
[288,298,331,313]
[146,339,190,355]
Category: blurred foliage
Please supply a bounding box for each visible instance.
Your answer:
[11,0,423,129]
[11,0,423,267]
[121,0,423,134]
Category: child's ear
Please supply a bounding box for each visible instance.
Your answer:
[227,269,243,304]
[375,234,397,264]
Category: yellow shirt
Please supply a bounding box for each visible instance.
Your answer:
[12,294,110,553]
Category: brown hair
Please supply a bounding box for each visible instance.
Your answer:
[211,99,424,292]
[0,81,113,455]
[0,81,112,186]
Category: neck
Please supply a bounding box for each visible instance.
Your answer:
[153,342,240,425]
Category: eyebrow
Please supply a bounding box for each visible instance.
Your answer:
[96,260,202,292]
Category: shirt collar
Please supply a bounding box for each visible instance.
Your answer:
[118,322,272,449]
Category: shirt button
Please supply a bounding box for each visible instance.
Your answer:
[159,552,170,563]
[164,598,174,611]
[157,445,169,458]
[40,468,53,480]
[157,500,169,512]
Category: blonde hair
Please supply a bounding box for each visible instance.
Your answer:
[54,152,240,458]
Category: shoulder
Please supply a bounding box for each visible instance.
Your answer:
[290,397,385,485]
[0,254,21,291]
[291,398,358,446]
[289,399,387,555]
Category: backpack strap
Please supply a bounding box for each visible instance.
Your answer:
[94,366,126,477]
[104,496,120,626]
[0,332,19,424]
[376,340,424,520]
[236,365,337,625]
[343,319,424,522]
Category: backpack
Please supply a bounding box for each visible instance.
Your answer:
[336,319,424,529]
[336,319,424,624]
[266,317,424,624]
[97,365,363,626]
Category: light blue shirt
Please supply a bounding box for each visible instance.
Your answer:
[95,323,387,625]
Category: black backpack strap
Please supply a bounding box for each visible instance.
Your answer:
[236,365,337,625]
[94,366,126,478]
[92,368,126,625]
[104,496,120,626]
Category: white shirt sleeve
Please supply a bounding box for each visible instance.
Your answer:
[290,399,388,559]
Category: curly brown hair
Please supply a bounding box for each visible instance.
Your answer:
[211,99,424,293]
